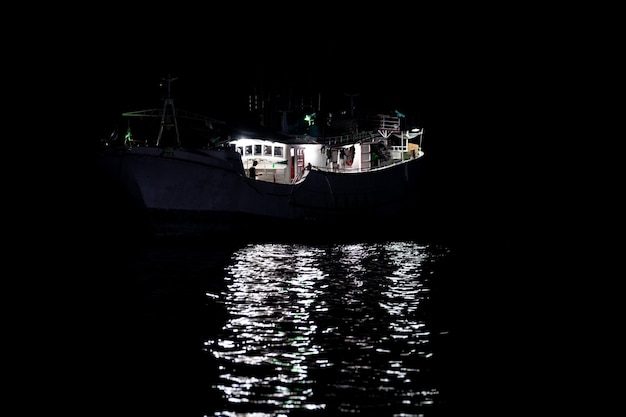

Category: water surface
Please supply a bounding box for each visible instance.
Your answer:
[205,241,450,416]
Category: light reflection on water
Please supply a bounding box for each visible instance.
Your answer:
[205,241,449,416]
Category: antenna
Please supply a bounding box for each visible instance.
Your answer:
[344,93,360,117]
[160,75,179,99]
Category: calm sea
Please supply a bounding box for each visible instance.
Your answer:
[71,238,464,417]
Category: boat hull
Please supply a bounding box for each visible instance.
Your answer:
[96,146,425,241]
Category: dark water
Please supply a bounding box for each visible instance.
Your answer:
[68,239,461,417]
[207,242,449,416]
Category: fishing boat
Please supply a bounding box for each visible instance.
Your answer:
[96,77,426,242]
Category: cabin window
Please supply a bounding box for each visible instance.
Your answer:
[254,144,262,155]
[245,145,252,155]
[264,145,272,156]
[274,146,283,157]
[237,146,243,155]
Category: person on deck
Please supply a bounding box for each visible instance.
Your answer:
[249,160,258,179]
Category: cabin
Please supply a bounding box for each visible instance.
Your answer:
[228,121,423,185]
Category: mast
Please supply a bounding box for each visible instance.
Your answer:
[157,75,180,147]
[344,92,359,117]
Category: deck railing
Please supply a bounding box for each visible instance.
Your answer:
[311,131,379,145]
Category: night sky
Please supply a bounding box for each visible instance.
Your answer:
[80,13,502,144]
[88,42,467,140]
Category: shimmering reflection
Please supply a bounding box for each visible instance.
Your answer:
[205,241,449,416]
